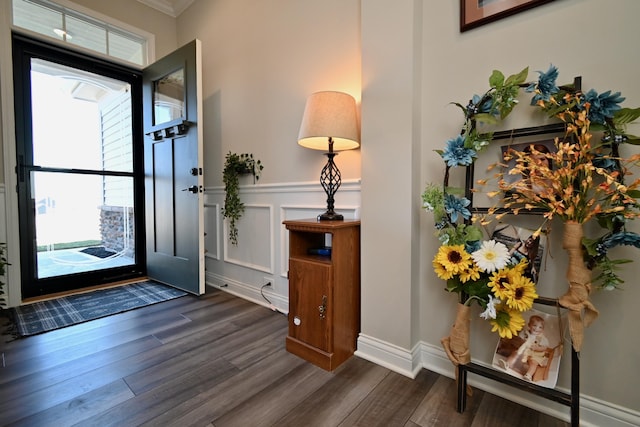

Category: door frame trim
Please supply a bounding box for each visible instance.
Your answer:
[1,4,23,307]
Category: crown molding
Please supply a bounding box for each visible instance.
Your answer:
[136,0,195,18]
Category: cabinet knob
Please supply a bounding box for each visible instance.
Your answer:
[293,316,301,326]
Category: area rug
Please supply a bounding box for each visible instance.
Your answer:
[8,280,187,337]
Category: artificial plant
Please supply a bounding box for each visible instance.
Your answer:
[222,152,263,245]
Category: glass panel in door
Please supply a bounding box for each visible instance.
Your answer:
[33,172,135,279]
[29,59,136,280]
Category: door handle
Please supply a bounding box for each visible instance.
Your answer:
[182,185,199,193]
[318,295,327,319]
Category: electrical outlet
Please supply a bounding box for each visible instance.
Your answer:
[261,277,272,287]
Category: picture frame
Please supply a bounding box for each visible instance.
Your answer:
[491,223,546,284]
[500,139,556,187]
[492,307,565,389]
[460,0,556,32]
[467,124,563,213]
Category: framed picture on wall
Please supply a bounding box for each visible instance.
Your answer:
[500,139,556,187]
[469,128,562,213]
[460,0,556,32]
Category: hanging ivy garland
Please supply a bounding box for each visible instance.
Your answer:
[222,152,263,245]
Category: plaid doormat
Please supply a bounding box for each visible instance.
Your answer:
[8,280,187,337]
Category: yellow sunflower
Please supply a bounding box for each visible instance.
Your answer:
[488,269,513,300]
[434,244,472,276]
[511,258,529,275]
[504,274,538,312]
[433,258,454,280]
[489,306,525,339]
[459,263,481,283]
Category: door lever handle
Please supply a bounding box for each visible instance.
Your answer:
[181,185,199,194]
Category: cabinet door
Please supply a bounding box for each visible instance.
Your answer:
[288,258,332,351]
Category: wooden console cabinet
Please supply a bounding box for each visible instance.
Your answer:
[283,219,360,371]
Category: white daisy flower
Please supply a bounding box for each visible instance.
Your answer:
[471,240,509,273]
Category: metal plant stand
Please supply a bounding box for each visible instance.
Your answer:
[458,117,583,426]
[455,297,579,427]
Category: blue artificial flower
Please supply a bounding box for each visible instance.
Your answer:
[526,64,559,105]
[581,89,625,125]
[465,240,481,254]
[592,153,617,171]
[444,194,471,223]
[441,135,477,167]
[471,94,494,115]
[597,231,640,256]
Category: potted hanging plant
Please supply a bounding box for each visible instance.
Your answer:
[222,152,263,245]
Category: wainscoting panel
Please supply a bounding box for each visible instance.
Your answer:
[204,179,361,314]
[203,200,220,261]
[223,204,273,273]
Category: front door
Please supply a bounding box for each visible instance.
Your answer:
[142,40,205,295]
[13,35,204,298]
[13,34,146,299]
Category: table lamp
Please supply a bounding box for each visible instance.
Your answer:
[297,91,360,220]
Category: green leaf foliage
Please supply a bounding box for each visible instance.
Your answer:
[613,108,640,126]
[505,67,529,86]
[222,152,263,245]
[489,70,505,88]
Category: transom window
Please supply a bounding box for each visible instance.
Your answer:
[11,0,150,66]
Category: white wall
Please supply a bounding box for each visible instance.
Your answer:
[176,0,362,189]
[359,0,423,372]
[173,0,364,331]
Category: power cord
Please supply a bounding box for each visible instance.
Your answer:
[260,282,285,315]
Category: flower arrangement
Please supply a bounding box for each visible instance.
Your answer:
[424,65,640,355]
[423,183,539,339]
[491,67,640,291]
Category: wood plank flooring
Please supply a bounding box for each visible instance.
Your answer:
[0,287,569,426]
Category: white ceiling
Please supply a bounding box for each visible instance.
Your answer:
[136,0,195,18]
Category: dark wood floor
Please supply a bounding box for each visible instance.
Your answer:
[0,287,569,426]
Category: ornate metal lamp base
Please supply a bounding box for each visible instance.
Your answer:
[318,146,344,221]
[318,211,344,221]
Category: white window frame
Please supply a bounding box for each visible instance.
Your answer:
[10,0,156,69]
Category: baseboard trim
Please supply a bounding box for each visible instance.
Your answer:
[355,333,422,379]
[356,332,640,427]
[205,271,288,315]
